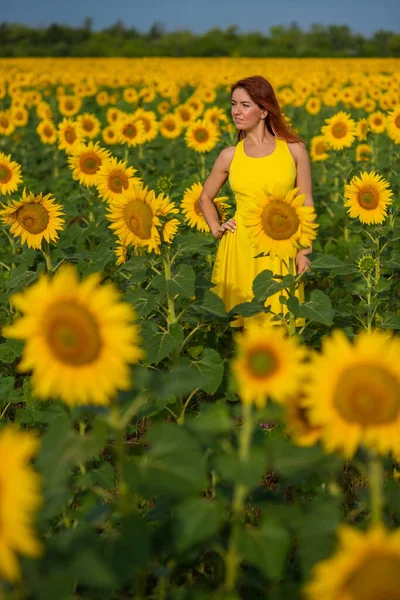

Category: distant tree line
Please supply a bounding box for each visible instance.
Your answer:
[1,19,399,57]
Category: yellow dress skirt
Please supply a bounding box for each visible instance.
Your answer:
[211,137,304,328]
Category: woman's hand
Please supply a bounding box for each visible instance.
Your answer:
[296,249,311,274]
[212,218,237,239]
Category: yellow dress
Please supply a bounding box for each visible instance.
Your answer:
[211,136,304,328]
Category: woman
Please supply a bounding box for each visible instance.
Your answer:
[199,75,315,328]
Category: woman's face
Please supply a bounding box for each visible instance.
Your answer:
[231,87,266,131]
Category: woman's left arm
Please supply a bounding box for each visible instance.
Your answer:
[291,142,315,274]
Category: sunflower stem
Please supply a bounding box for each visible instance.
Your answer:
[368,451,384,526]
[110,404,130,515]
[200,154,206,180]
[374,236,381,287]
[42,239,53,272]
[224,403,254,592]
[366,272,373,333]
[88,188,95,222]
[288,257,297,336]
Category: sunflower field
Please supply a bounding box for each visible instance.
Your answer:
[0,56,400,600]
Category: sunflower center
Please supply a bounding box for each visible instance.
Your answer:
[65,100,74,110]
[124,199,153,239]
[346,554,400,600]
[315,142,326,155]
[16,203,49,234]
[332,122,347,138]
[123,124,137,139]
[81,154,101,174]
[82,119,94,132]
[181,109,191,121]
[261,200,300,240]
[0,116,9,128]
[394,115,400,129]
[64,127,76,144]
[108,170,129,193]
[0,165,12,183]
[247,348,278,379]
[43,126,53,137]
[194,128,209,143]
[139,118,151,133]
[164,120,175,131]
[334,365,400,426]
[358,187,379,210]
[45,302,101,366]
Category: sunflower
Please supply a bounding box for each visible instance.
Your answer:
[303,329,400,458]
[310,135,329,162]
[245,187,318,260]
[386,106,400,144]
[344,171,393,224]
[157,101,171,115]
[0,153,22,196]
[96,91,109,106]
[204,106,228,126]
[305,525,400,600]
[107,185,178,254]
[37,120,57,145]
[174,104,195,127]
[133,108,158,143]
[3,265,144,406]
[355,144,372,162]
[123,87,138,105]
[231,325,307,408]
[76,112,101,139]
[68,141,111,187]
[58,94,82,117]
[114,240,128,266]
[36,101,53,120]
[185,119,220,153]
[159,114,183,139]
[0,110,15,136]
[368,111,387,134]
[321,111,356,150]
[139,87,156,103]
[0,189,65,249]
[283,391,322,447]
[95,157,141,203]
[11,106,28,127]
[102,125,119,145]
[106,107,123,125]
[180,182,229,232]
[355,118,369,140]
[305,97,321,116]
[57,118,84,154]
[117,115,146,147]
[186,96,205,118]
[0,427,42,581]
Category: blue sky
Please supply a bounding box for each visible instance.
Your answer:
[3,0,400,36]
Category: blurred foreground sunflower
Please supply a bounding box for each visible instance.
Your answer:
[232,325,307,408]
[0,427,42,582]
[303,329,400,458]
[3,265,144,406]
[305,525,400,600]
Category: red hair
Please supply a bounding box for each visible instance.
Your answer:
[231,75,303,144]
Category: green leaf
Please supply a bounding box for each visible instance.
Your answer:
[175,231,214,256]
[238,519,291,581]
[141,322,184,364]
[139,423,207,497]
[379,312,400,330]
[70,550,115,588]
[215,448,266,489]
[299,290,335,326]
[124,288,156,318]
[253,270,283,301]
[194,289,227,318]
[187,402,233,437]
[174,497,226,553]
[168,264,196,298]
[229,300,267,317]
[0,338,24,363]
[189,348,224,394]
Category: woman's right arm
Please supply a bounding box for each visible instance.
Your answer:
[199,147,236,239]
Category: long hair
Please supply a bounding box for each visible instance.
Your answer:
[231,75,303,144]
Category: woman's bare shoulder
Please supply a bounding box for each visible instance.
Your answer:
[216,146,236,171]
[286,141,308,164]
